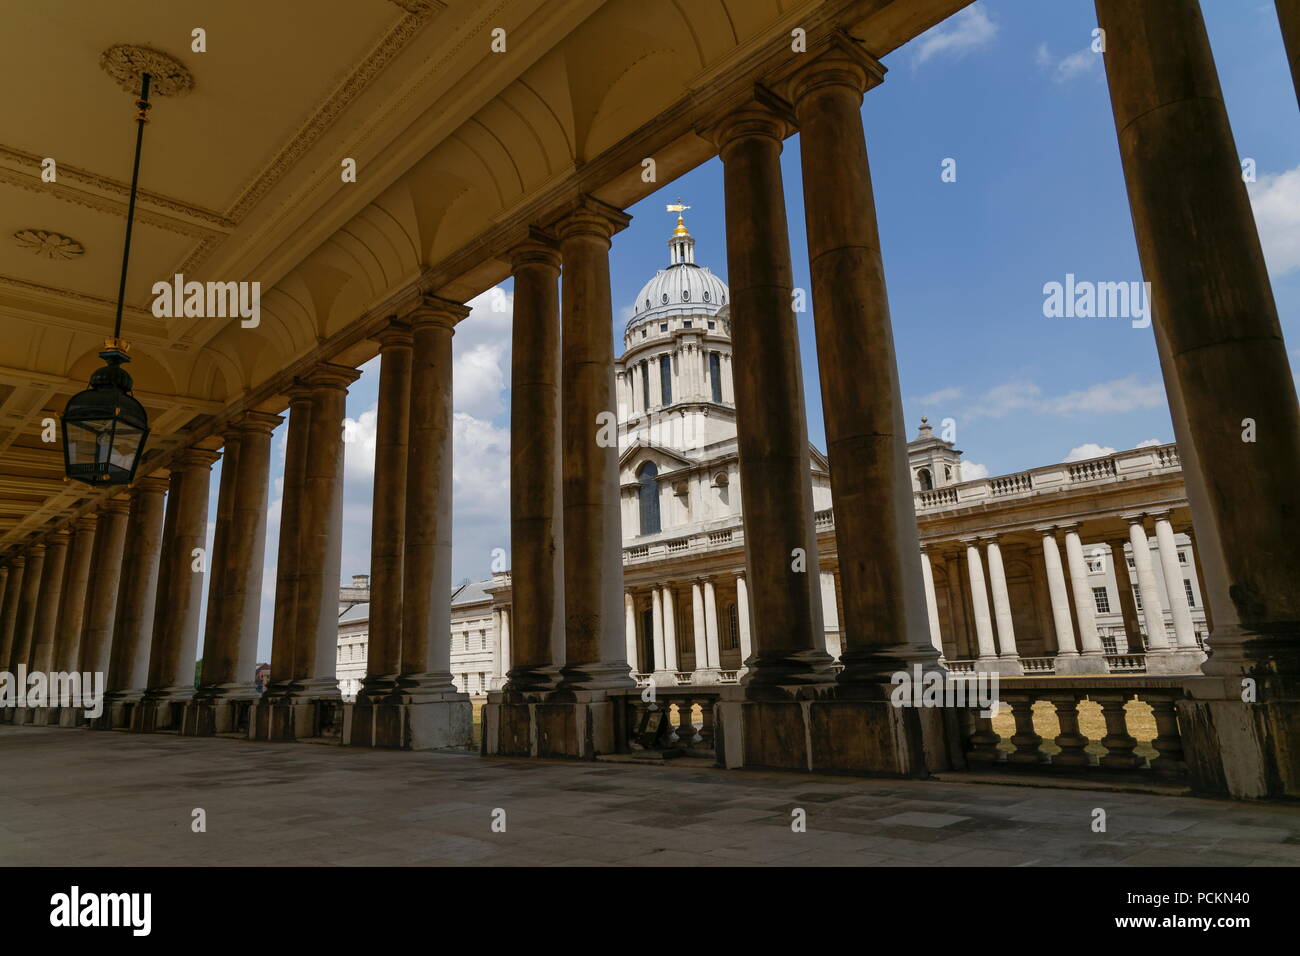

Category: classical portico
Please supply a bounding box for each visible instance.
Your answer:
[0,0,1295,801]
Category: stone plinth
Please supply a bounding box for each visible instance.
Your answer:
[482,689,617,759]
[344,695,472,750]
[1179,671,1300,799]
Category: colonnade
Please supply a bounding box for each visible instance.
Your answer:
[622,572,753,684]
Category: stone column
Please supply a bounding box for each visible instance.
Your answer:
[198,412,281,701]
[1039,528,1078,663]
[1186,528,1213,633]
[9,544,44,674]
[944,554,971,658]
[1153,512,1200,651]
[102,476,168,723]
[266,385,313,700]
[362,321,412,701]
[77,499,130,679]
[506,235,565,690]
[555,197,634,690]
[650,589,666,680]
[983,537,1023,674]
[137,449,219,728]
[399,298,466,706]
[0,556,25,675]
[499,607,511,676]
[691,580,708,672]
[294,364,359,701]
[1061,526,1108,674]
[789,40,938,684]
[52,515,97,675]
[623,591,637,673]
[918,547,945,659]
[1279,0,1300,110]
[1097,0,1300,687]
[1126,515,1172,656]
[702,578,721,672]
[28,530,71,674]
[1109,539,1142,653]
[735,572,753,669]
[711,106,832,686]
[962,539,999,670]
[661,586,679,675]
[199,425,240,695]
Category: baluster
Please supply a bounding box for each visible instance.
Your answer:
[629,698,649,750]
[1145,694,1186,772]
[678,698,700,746]
[1005,693,1045,765]
[967,708,1001,765]
[1046,694,1091,766]
[698,698,714,751]
[666,700,681,745]
[1094,694,1143,769]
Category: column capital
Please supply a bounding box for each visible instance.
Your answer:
[1120,512,1149,527]
[958,535,982,547]
[74,514,98,533]
[99,495,132,517]
[705,98,795,154]
[1147,509,1173,522]
[372,317,413,350]
[233,410,286,436]
[785,30,887,105]
[132,474,172,497]
[506,227,561,272]
[1034,523,1061,536]
[409,294,470,330]
[301,361,362,391]
[45,528,71,546]
[25,541,45,558]
[177,447,222,471]
[551,195,631,244]
[7,555,26,569]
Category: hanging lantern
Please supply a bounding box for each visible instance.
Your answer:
[62,338,150,485]
[62,73,154,484]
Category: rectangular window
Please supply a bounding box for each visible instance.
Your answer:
[1126,556,1135,570]
[659,323,668,332]
[660,355,672,405]
[1132,584,1143,611]
[1178,550,1187,565]
[708,320,716,330]
[1092,587,1111,614]
[709,352,722,403]
[1184,580,1196,607]
[682,320,692,328]
[1088,555,1105,573]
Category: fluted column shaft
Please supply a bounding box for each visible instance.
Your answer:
[28,530,71,673]
[1127,516,1170,650]
[661,586,678,672]
[735,573,753,665]
[506,238,565,690]
[0,557,26,672]
[1109,540,1142,653]
[556,198,633,690]
[691,581,708,669]
[268,386,312,695]
[105,477,168,696]
[144,449,219,698]
[623,592,637,673]
[651,590,665,674]
[10,545,45,673]
[790,44,937,684]
[703,578,721,668]
[399,301,464,698]
[1098,0,1300,676]
[364,323,412,698]
[77,500,130,676]
[1153,514,1197,648]
[713,107,830,686]
[52,516,98,673]
[201,412,281,694]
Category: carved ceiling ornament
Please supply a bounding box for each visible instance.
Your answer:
[99,45,194,97]
[13,229,85,260]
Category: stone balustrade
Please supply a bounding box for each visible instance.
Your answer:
[961,676,1187,778]
[610,687,724,758]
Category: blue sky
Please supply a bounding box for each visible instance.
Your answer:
[196,0,1300,665]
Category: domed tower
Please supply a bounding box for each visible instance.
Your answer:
[616,205,735,456]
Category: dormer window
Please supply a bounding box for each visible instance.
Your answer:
[703,290,710,302]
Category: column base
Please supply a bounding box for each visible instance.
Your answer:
[975,655,1024,677]
[131,696,189,732]
[713,682,955,776]
[179,698,255,737]
[1054,653,1110,675]
[690,667,724,685]
[1180,674,1300,799]
[650,669,678,688]
[481,689,616,759]
[249,697,343,742]
[1144,648,1207,675]
[835,643,943,685]
[90,693,142,730]
[557,660,636,691]
[344,695,472,750]
[743,648,839,687]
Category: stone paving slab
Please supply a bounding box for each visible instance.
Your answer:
[1,726,1299,867]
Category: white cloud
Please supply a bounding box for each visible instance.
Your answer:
[959,460,989,481]
[454,343,508,419]
[911,386,963,406]
[1036,42,1101,83]
[1247,164,1300,276]
[960,376,1165,421]
[1063,442,1116,462]
[342,406,378,482]
[1135,437,1164,448]
[913,5,997,67]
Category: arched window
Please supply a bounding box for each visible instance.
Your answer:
[725,603,739,650]
[637,461,660,535]
[916,468,934,491]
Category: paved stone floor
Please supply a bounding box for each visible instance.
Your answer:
[2,725,1299,866]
